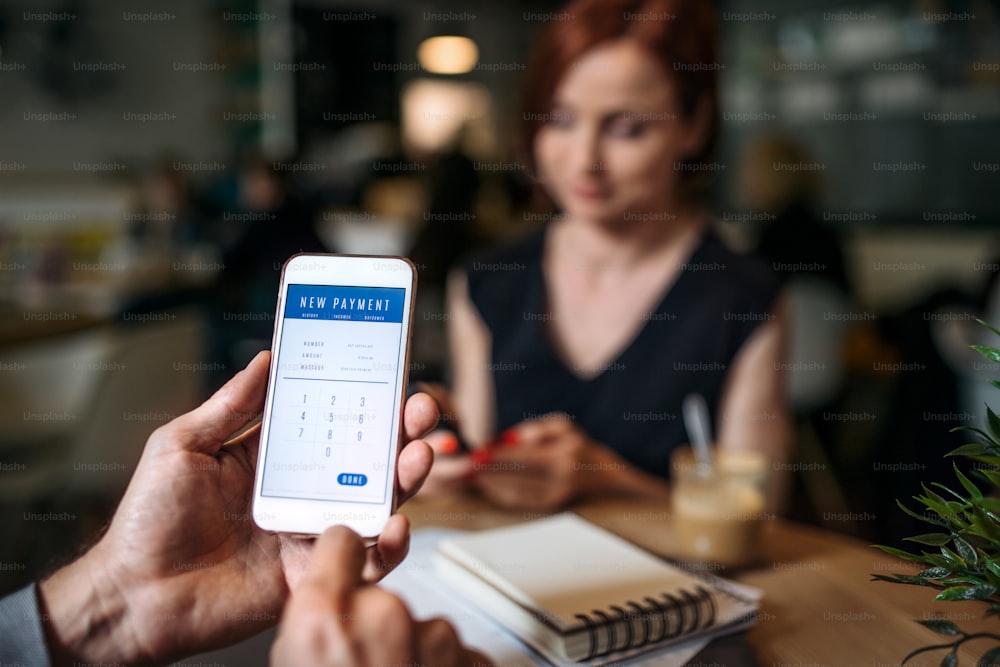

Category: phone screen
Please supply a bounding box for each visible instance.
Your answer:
[260,283,406,506]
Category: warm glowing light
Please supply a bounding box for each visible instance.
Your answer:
[417,36,478,75]
[401,79,490,154]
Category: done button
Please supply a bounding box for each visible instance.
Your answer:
[337,473,368,487]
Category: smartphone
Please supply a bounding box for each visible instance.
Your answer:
[252,253,416,538]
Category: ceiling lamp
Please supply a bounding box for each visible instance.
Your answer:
[417,35,478,75]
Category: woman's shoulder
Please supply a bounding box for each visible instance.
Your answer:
[461,227,545,289]
[463,227,546,272]
[458,227,547,321]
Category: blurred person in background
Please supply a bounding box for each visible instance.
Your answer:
[410,122,483,289]
[738,133,851,296]
[208,154,328,385]
[420,0,791,512]
[134,158,212,251]
[736,133,858,528]
[219,154,328,317]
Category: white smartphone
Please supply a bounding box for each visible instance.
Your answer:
[252,253,416,538]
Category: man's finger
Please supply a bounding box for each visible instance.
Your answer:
[152,350,271,455]
[396,439,433,502]
[363,513,410,582]
[403,393,439,441]
[300,525,368,611]
[414,618,463,666]
[414,381,455,416]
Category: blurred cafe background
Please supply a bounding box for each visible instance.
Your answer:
[0,0,998,597]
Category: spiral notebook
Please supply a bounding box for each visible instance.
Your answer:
[433,513,760,663]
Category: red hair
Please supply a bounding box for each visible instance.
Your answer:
[519,0,719,184]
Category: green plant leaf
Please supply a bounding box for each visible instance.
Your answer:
[936,584,998,602]
[953,427,1000,449]
[930,481,969,502]
[970,507,1000,543]
[920,494,960,522]
[937,586,973,601]
[968,456,1000,471]
[983,559,1000,577]
[972,345,1000,364]
[897,499,949,528]
[941,544,970,568]
[920,489,973,527]
[923,483,950,503]
[874,573,943,587]
[955,538,980,565]
[976,457,1000,468]
[925,554,956,569]
[969,520,1000,546]
[873,544,925,563]
[919,567,953,579]
[941,575,991,586]
[906,533,956,547]
[981,470,1000,490]
[955,464,986,501]
[980,499,1000,526]
[881,319,1000,656]
[975,318,1000,339]
[979,646,1000,667]
[917,619,962,635]
[949,443,992,457]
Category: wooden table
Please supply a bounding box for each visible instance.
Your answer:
[402,490,998,666]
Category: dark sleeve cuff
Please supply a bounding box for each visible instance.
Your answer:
[0,582,52,667]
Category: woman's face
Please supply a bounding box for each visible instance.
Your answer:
[534,39,706,227]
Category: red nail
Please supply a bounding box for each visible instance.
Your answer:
[437,433,459,455]
[471,449,492,465]
[499,429,519,447]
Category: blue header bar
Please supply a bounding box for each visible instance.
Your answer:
[285,284,405,323]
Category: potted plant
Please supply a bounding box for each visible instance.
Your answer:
[873,321,1000,666]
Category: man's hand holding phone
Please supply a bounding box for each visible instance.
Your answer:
[38,350,444,666]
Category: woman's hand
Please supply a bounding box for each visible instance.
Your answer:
[471,413,626,512]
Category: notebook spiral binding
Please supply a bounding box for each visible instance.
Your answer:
[572,584,718,661]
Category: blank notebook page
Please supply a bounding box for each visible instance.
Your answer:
[437,513,707,630]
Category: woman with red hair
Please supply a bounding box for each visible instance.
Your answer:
[427,0,791,511]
